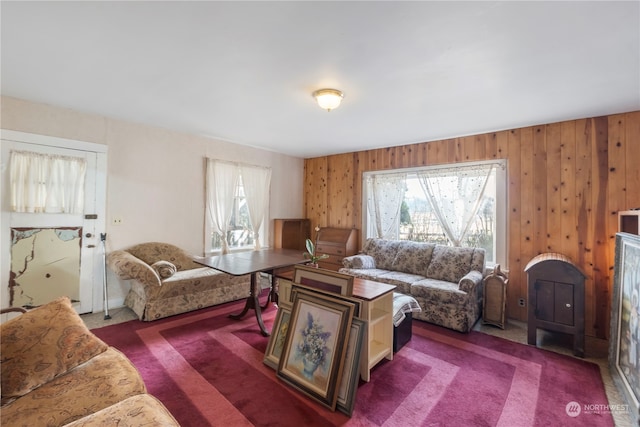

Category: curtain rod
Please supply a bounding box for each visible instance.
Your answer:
[206,157,271,171]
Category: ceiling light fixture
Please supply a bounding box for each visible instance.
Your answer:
[312,88,344,112]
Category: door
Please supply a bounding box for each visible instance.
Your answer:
[1,130,107,314]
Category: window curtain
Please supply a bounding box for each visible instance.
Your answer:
[239,165,271,250]
[366,172,407,239]
[206,160,239,254]
[9,150,87,214]
[417,163,495,246]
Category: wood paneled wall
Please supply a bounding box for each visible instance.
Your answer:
[304,111,640,338]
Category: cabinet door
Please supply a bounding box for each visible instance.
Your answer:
[554,282,574,325]
[534,280,555,322]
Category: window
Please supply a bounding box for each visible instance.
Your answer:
[210,177,255,251]
[205,159,271,254]
[363,160,507,266]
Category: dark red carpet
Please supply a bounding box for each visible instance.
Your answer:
[92,297,614,427]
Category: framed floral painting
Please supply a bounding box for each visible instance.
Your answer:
[609,232,640,426]
[337,317,365,416]
[277,289,356,410]
[293,265,354,296]
[263,307,291,370]
[291,283,362,319]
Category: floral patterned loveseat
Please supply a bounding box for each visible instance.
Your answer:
[107,242,250,321]
[340,239,486,332]
[0,297,179,426]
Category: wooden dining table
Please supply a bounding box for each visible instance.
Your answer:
[195,248,308,336]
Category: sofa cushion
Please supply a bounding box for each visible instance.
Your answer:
[0,347,147,426]
[63,394,179,427]
[151,260,177,279]
[410,279,468,305]
[338,268,392,282]
[344,254,376,269]
[425,245,475,283]
[391,241,435,276]
[0,297,108,405]
[376,271,426,294]
[363,239,402,270]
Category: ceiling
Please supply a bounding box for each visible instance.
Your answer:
[1,1,638,158]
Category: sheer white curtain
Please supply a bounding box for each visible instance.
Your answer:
[417,163,494,246]
[239,165,271,250]
[366,172,407,239]
[206,160,239,254]
[9,150,86,214]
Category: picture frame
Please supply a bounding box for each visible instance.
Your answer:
[609,232,640,426]
[293,265,354,296]
[263,307,291,370]
[291,283,362,319]
[337,317,365,416]
[277,289,355,410]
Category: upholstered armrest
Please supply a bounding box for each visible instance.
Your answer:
[458,270,484,293]
[106,250,161,288]
[342,254,376,269]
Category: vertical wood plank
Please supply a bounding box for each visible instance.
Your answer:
[532,126,547,254]
[496,130,509,159]
[626,111,640,209]
[575,119,595,335]
[560,122,578,265]
[474,133,487,161]
[520,127,535,321]
[591,116,610,339]
[545,123,562,253]
[507,128,524,320]
[486,132,498,159]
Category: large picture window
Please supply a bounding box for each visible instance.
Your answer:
[363,160,507,266]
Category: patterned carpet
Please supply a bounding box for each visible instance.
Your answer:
[92,299,614,427]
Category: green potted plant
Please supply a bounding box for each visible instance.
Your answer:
[303,238,329,267]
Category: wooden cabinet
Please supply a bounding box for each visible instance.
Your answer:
[525,253,586,357]
[619,210,640,235]
[274,219,310,251]
[314,227,358,271]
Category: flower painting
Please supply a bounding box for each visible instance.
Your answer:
[263,308,291,370]
[296,312,331,379]
[277,287,355,410]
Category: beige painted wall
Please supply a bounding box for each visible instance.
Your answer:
[1,96,305,309]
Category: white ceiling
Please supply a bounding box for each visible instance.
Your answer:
[1,1,638,158]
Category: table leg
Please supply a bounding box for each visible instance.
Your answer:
[229,273,270,337]
[260,270,278,309]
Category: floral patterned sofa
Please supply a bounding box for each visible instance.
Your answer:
[0,297,179,426]
[340,239,486,332]
[107,242,250,321]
